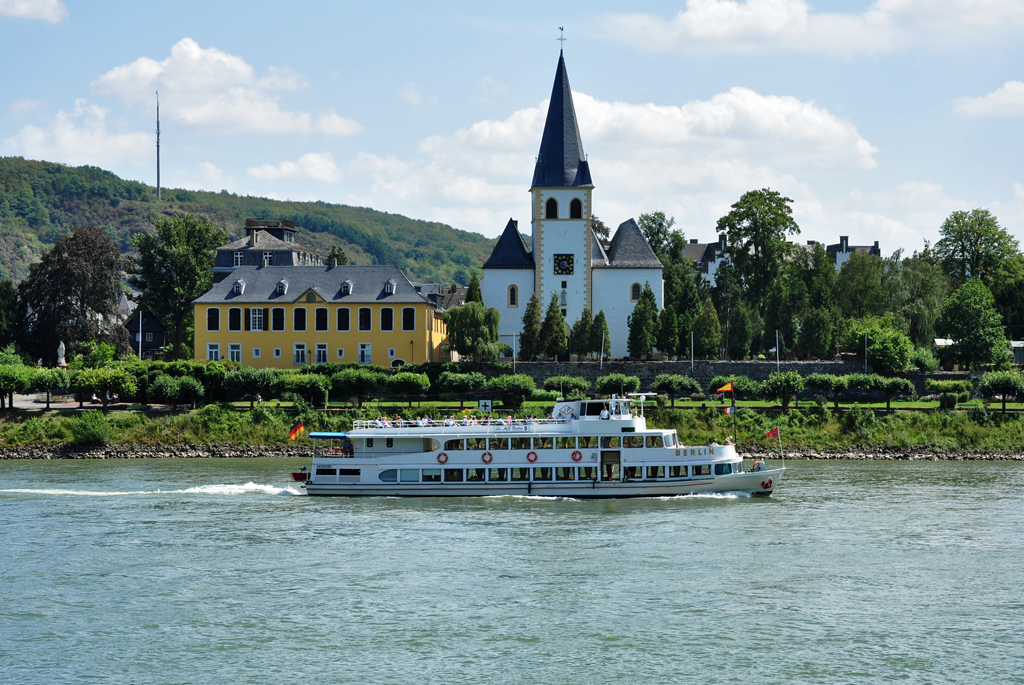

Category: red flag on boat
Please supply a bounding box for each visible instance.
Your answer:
[717,381,734,392]
[765,427,779,438]
[289,421,305,440]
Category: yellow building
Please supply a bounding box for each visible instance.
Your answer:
[193,265,446,368]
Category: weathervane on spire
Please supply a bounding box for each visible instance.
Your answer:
[558,27,566,49]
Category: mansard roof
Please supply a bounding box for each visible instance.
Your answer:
[193,265,434,305]
[531,51,593,189]
[483,218,535,269]
[597,219,663,269]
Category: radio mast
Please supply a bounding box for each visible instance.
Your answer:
[155,91,161,201]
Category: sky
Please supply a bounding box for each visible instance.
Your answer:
[3,0,1024,255]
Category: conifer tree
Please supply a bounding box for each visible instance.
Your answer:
[590,310,612,358]
[519,292,542,360]
[465,273,483,303]
[328,245,349,265]
[693,299,722,359]
[657,307,678,357]
[568,307,593,359]
[539,292,567,358]
[627,282,658,358]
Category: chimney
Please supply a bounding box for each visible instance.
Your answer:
[690,238,698,244]
[250,231,258,247]
[807,240,816,246]
[839,236,849,252]
[331,257,338,267]
[718,233,727,251]
[873,240,879,251]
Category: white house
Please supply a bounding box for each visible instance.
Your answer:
[481,51,662,358]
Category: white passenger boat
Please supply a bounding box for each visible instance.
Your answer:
[299,397,783,498]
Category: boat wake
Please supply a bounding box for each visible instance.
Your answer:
[0,482,303,497]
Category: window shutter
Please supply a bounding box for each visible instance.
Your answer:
[263,308,269,331]
[244,308,250,331]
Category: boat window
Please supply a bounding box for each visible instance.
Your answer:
[444,439,464,451]
[669,465,687,478]
[422,469,441,482]
[466,468,486,482]
[603,464,620,481]
[646,435,664,448]
[555,467,576,481]
[488,438,509,451]
[583,403,605,417]
[378,469,398,483]
[533,436,553,449]
[488,468,508,482]
[624,466,643,480]
[510,467,531,481]
[600,436,621,448]
[693,465,711,476]
[555,437,576,449]
[623,436,644,448]
[386,438,394,448]
[665,434,677,447]
[511,437,531,450]
[467,437,486,450]
[579,466,597,480]
[315,468,336,476]
[533,467,553,481]
[647,466,665,479]
[714,463,732,475]
[366,438,374,448]
[400,469,419,482]
[443,469,464,482]
[338,469,360,480]
[579,436,599,449]
[424,438,440,452]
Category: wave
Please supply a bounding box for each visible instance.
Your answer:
[0,482,303,497]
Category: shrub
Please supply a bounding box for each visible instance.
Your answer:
[968,406,995,427]
[978,370,1024,414]
[530,389,560,402]
[68,411,113,445]
[542,375,591,396]
[706,375,761,400]
[485,374,536,409]
[840,405,875,440]
[279,373,332,409]
[177,376,205,409]
[650,374,702,407]
[436,371,486,408]
[386,372,431,407]
[148,374,181,407]
[331,368,386,407]
[804,374,847,410]
[912,348,939,372]
[925,379,972,395]
[227,367,279,409]
[867,328,914,375]
[761,371,804,411]
[595,374,641,395]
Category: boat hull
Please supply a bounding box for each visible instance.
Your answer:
[303,468,783,498]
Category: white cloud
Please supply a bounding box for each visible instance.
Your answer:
[8,98,46,118]
[0,0,66,23]
[93,38,360,136]
[1015,182,1024,200]
[2,99,150,166]
[248,152,341,183]
[955,81,1024,116]
[600,0,1024,54]
[400,84,423,105]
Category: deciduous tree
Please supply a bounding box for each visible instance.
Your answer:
[937,279,1009,369]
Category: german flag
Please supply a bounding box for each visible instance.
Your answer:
[289,421,305,440]
[717,381,734,393]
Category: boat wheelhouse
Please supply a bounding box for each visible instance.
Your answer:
[299,397,782,498]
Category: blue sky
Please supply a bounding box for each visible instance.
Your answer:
[3,0,1024,255]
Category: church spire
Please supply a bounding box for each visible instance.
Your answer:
[531,50,592,189]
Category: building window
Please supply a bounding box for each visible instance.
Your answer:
[553,254,574,275]
[233,280,244,294]
[545,197,558,219]
[253,348,261,359]
[315,343,328,365]
[228,308,242,331]
[276,281,287,295]
[272,307,285,331]
[358,343,371,365]
[145,332,153,342]
[206,343,220,361]
[384,281,394,294]
[294,307,307,331]
[315,307,328,331]
[388,347,396,358]
[262,251,274,266]
[358,307,371,331]
[250,308,264,331]
[273,348,281,358]
[229,343,241,363]
[233,251,244,267]
[402,307,415,331]
[570,198,582,219]
[337,307,350,331]
[630,283,641,302]
[341,281,351,295]
[293,343,306,365]
[337,348,345,359]
[508,285,518,308]
[207,307,220,331]
[305,293,316,303]
[381,307,394,331]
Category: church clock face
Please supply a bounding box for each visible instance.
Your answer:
[553,253,574,275]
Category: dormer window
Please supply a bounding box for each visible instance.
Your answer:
[233,279,246,295]
[341,280,352,295]
[276,280,288,295]
[384,279,395,295]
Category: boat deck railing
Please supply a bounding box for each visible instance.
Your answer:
[351,417,582,430]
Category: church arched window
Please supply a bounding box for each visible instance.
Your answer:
[508,285,518,308]
[630,283,641,302]
[545,198,558,219]
[570,198,582,219]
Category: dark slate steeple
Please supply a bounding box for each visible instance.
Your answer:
[531,51,592,189]
[483,219,535,269]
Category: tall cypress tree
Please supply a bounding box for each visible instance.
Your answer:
[539,292,567,358]
[568,307,593,360]
[657,307,678,357]
[627,282,658,358]
[519,292,542,360]
[590,310,611,358]
[465,273,483,303]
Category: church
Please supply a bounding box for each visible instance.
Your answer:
[481,52,663,358]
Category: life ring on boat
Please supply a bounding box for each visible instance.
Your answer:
[526,451,538,463]
[571,450,582,462]
[481,452,493,464]
[437,452,448,464]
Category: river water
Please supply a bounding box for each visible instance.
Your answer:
[1,458,1022,684]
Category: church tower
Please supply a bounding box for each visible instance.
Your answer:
[530,50,593,325]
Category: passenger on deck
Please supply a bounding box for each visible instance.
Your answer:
[505,415,513,425]
[600,405,610,420]
[725,436,734,445]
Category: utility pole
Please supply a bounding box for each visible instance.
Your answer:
[155,91,161,201]
[137,308,143,361]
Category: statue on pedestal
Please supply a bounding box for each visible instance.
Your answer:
[57,341,66,369]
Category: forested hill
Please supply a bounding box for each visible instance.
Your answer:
[0,157,495,285]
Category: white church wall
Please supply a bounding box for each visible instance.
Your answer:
[532,187,591,329]
[592,268,663,358]
[481,269,535,354]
